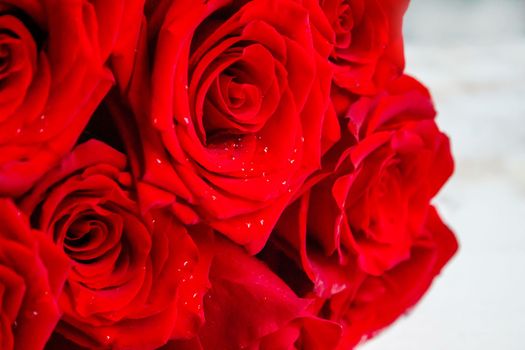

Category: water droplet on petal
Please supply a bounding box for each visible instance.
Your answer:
[211,195,217,201]
[16,128,22,134]
[259,219,265,226]
[231,156,236,161]
[183,260,189,267]
[300,136,305,143]
[153,118,158,125]
[38,128,44,133]
[192,292,198,299]
[183,117,190,125]
[32,310,38,317]
[155,158,162,165]
[263,146,269,153]
[282,180,287,186]
[289,159,295,164]
[246,222,252,229]
[197,304,202,310]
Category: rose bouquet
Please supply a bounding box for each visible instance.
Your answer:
[0,0,457,349]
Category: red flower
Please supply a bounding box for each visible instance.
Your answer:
[327,207,458,348]
[320,0,409,94]
[122,0,341,253]
[20,140,207,349]
[0,0,143,196]
[163,231,342,350]
[0,199,68,350]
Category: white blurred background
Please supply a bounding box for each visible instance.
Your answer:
[361,1,525,349]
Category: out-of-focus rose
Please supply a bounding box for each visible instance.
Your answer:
[324,207,458,348]
[161,231,342,350]
[0,199,68,350]
[123,0,341,253]
[319,0,409,94]
[0,0,143,196]
[294,76,453,283]
[20,140,208,350]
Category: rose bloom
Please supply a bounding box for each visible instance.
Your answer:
[323,207,458,348]
[20,140,208,350]
[305,75,454,279]
[121,0,341,253]
[0,0,141,196]
[162,231,343,350]
[319,0,409,94]
[263,75,456,346]
[0,199,68,350]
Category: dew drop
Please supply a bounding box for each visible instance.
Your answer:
[282,180,287,186]
[184,84,189,90]
[231,156,236,161]
[183,260,189,267]
[155,158,162,165]
[153,118,158,125]
[211,195,217,201]
[32,310,38,317]
[189,274,194,280]
[197,304,202,310]
[289,159,295,164]
[246,222,252,229]
[263,146,269,153]
[184,301,188,306]
[259,219,265,226]
[183,117,190,125]
[38,128,44,133]
[192,292,198,299]
[16,128,22,134]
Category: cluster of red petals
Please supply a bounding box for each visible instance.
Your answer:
[0,0,456,349]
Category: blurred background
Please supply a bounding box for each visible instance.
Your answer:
[361,0,525,349]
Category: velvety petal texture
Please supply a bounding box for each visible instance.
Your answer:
[0,199,69,350]
[20,140,207,350]
[320,0,410,94]
[0,0,142,196]
[123,0,341,253]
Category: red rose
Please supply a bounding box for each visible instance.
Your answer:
[304,76,453,279]
[0,0,142,196]
[325,207,458,348]
[20,140,208,349]
[123,0,341,253]
[163,231,342,350]
[0,199,69,350]
[320,0,409,94]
